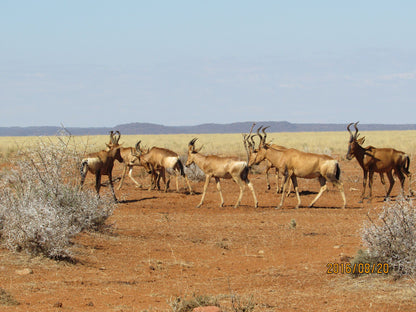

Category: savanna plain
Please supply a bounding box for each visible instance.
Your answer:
[1,131,416,311]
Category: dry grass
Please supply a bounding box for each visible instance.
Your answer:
[1,130,416,162]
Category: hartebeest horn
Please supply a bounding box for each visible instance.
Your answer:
[114,130,121,144]
[262,126,270,144]
[109,130,115,144]
[256,125,264,147]
[347,122,354,141]
[353,122,359,139]
[188,138,198,151]
[135,140,142,155]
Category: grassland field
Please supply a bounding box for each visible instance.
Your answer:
[1,130,416,160]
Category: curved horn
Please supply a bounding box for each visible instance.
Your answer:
[135,140,142,154]
[188,138,198,147]
[114,130,121,144]
[353,122,359,139]
[347,122,354,141]
[256,125,263,146]
[262,126,270,143]
[188,138,198,151]
[109,130,115,144]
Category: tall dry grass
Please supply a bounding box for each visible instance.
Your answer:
[1,130,416,161]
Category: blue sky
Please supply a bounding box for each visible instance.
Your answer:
[1,1,415,127]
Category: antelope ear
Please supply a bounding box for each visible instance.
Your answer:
[357,137,366,145]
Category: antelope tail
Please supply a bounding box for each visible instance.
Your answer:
[176,158,185,176]
[240,165,249,182]
[335,162,341,181]
[403,155,411,176]
[80,159,89,179]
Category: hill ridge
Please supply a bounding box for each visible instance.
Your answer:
[1,121,416,136]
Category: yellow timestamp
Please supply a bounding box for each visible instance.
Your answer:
[326,262,389,274]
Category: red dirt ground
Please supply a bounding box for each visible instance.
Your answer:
[1,159,416,311]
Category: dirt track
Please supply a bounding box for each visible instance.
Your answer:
[1,159,416,311]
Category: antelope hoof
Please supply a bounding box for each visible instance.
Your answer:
[275,205,282,209]
[267,185,271,190]
[254,202,258,208]
[196,203,202,208]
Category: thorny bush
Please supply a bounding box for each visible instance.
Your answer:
[0,133,114,260]
[362,197,416,276]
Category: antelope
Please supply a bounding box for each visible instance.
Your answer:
[186,137,258,208]
[346,122,413,202]
[252,126,292,194]
[106,131,162,190]
[248,127,346,209]
[138,143,193,193]
[80,143,124,202]
[130,141,168,190]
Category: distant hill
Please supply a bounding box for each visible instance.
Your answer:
[1,121,416,136]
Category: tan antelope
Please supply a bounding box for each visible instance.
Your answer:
[346,122,413,202]
[186,138,258,208]
[105,131,145,190]
[248,127,346,209]
[80,143,124,202]
[138,144,193,193]
[252,126,292,194]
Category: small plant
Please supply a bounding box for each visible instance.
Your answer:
[169,293,219,312]
[216,238,231,250]
[0,132,114,260]
[0,287,19,306]
[289,219,297,229]
[231,294,255,312]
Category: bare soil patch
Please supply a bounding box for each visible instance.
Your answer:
[1,160,416,311]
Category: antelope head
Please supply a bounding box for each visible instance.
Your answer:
[186,138,202,167]
[106,130,122,149]
[243,123,256,161]
[346,122,364,160]
[248,126,269,167]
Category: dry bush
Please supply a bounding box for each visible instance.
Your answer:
[169,293,220,312]
[0,132,114,260]
[360,198,416,276]
[169,292,255,312]
[180,155,205,182]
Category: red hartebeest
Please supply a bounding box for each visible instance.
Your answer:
[346,122,413,202]
[80,142,124,202]
[186,138,258,208]
[248,127,346,209]
[105,131,155,190]
[138,144,193,193]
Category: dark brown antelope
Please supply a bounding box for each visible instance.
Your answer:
[80,143,124,202]
[186,138,258,208]
[346,122,412,202]
[248,127,346,209]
